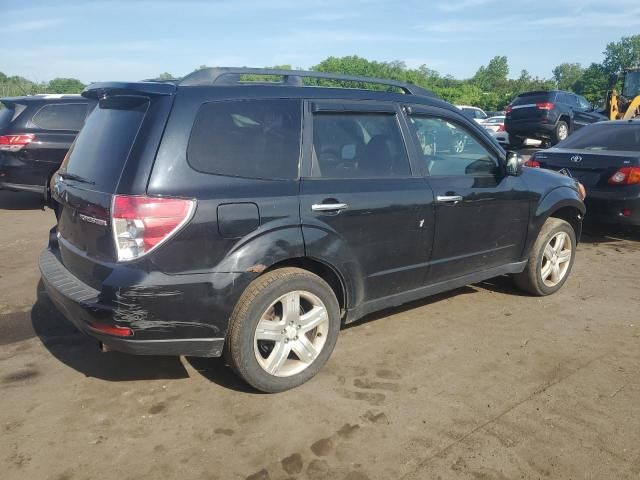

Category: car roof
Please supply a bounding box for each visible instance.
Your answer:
[592,119,640,126]
[84,67,462,115]
[0,94,88,104]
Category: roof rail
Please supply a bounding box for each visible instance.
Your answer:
[178,67,436,97]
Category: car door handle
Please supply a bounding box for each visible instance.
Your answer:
[436,195,463,204]
[311,202,349,212]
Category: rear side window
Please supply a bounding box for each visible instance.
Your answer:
[512,92,555,106]
[31,103,88,131]
[63,96,148,193]
[187,99,302,180]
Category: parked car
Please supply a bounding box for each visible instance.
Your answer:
[527,120,640,226]
[456,105,488,123]
[0,94,95,200]
[41,68,585,392]
[482,115,505,133]
[482,116,509,146]
[505,90,607,148]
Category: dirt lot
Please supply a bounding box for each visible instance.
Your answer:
[1,190,639,480]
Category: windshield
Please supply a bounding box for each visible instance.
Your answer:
[558,123,640,152]
[622,71,640,98]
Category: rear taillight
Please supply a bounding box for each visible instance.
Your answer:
[0,134,35,151]
[525,160,541,168]
[536,102,555,110]
[608,167,640,185]
[497,124,505,132]
[505,105,513,114]
[111,195,195,261]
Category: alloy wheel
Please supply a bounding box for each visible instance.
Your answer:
[540,231,572,287]
[253,291,329,377]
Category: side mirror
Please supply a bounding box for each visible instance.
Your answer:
[505,151,522,176]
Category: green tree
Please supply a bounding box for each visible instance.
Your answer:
[552,63,584,91]
[602,35,640,73]
[157,72,175,80]
[573,63,609,105]
[47,77,85,94]
[473,56,509,91]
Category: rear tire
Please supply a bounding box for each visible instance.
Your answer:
[551,120,569,145]
[224,268,340,393]
[514,218,576,296]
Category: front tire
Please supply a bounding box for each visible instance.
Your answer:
[514,218,576,296]
[224,268,340,393]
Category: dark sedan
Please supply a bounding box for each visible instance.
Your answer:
[527,120,640,226]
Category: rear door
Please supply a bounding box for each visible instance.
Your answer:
[300,101,434,303]
[405,106,530,283]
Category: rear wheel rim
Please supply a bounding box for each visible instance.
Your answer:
[253,291,329,377]
[540,232,572,287]
[558,123,568,140]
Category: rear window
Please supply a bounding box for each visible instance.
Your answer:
[63,96,148,192]
[558,124,640,152]
[31,103,88,131]
[187,99,302,180]
[512,92,555,106]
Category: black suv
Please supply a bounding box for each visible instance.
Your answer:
[40,68,585,392]
[0,94,95,199]
[505,90,607,148]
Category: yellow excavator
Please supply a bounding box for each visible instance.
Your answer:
[606,68,640,120]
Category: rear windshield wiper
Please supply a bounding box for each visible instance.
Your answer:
[57,171,95,185]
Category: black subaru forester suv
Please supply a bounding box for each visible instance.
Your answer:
[41,68,585,392]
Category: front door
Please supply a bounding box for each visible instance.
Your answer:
[300,101,434,304]
[404,107,530,283]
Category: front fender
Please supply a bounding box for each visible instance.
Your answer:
[522,186,585,259]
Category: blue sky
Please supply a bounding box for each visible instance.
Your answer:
[1,0,639,84]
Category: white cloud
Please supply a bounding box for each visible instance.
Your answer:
[4,19,63,32]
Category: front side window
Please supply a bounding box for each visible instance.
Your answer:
[31,103,88,131]
[577,96,591,110]
[408,116,498,176]
[311,112,410,178]
[188,99,302,180]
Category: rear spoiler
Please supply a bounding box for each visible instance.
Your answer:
[82,82,176,99]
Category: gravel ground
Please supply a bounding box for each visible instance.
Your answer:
[1,190,638,480]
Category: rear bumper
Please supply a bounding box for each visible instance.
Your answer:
[585,192,640,226]
[506,119,556,140]
[38,247,247,356]
[0,181,45,194]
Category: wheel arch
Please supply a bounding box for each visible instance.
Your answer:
[522,187,585,260]
[263,257,348,316]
